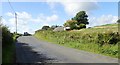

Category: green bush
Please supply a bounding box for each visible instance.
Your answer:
[64,20,86,30]
[42,26,50,30]
[1,25,15,63]
[97,32,120,46]
[64,20,78,30]
[78,24,86,29]
[2,25,14,47]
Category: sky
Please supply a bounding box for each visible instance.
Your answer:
[1,1,118,34]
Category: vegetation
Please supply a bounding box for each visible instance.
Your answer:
[34,23,119,58]
[42,26,50,30]
[1,24,17,63]
[117,19,120,23]
[64,20,78,30]
[51,25,62,30]
[72,11,89,25]
[64,11,88,30]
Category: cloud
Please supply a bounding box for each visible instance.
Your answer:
[46,14,58,22]
[2,0,119,2]
[31,14,58,23]
[47,2,58,13]
[6,12,14,17]
[47,0,98,16]
[46,0,97,2]
[88,15,118,27]
[1,18,7,25]
[61,2,98,16]
[4,11,59,34]
[16,12,32,19]
[47,2,56,10]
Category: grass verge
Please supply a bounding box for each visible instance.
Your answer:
[34,24,119,58]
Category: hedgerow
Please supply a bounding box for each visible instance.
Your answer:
[34,24,119,58]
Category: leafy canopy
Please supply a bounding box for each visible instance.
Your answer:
[72,11,89,25]
[117,19,120,23]
[42,26,50,30]
[64,20,77,30]
[64,11,89,30]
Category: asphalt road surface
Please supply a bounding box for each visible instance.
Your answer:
[16,36,118,63]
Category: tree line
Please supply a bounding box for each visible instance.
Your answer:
[41,11,89,30]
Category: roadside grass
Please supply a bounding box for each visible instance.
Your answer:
[34,23,119,58]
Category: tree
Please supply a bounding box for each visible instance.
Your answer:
[72,11,89,25]
[51,25,61,29]
[42,26,50,30]
[64,20,78,30]
[63,11,88,30]
[1,25,14,47]
[117,19,120,23]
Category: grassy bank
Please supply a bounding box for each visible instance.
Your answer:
[34,24,119,58]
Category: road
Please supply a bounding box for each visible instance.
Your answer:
[16,36,118,63]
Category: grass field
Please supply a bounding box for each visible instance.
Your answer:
[34,23,119,58]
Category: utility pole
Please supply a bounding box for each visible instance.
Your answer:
[8,0,17,34]
[0,16,1,20]
[15,13,17,34]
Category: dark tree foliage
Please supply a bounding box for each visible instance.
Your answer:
[117,19,120,23]
[1,25,14,47]
[72,11,89,25]
[64,20,78,30]
[42,26,50,30]
[64,11,89,30]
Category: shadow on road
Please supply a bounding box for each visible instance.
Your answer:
[15,41,57,63]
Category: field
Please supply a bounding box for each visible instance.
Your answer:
[34,23,119,58]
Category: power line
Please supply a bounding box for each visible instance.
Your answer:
[8,0,16,13]
[8,0,17,34]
